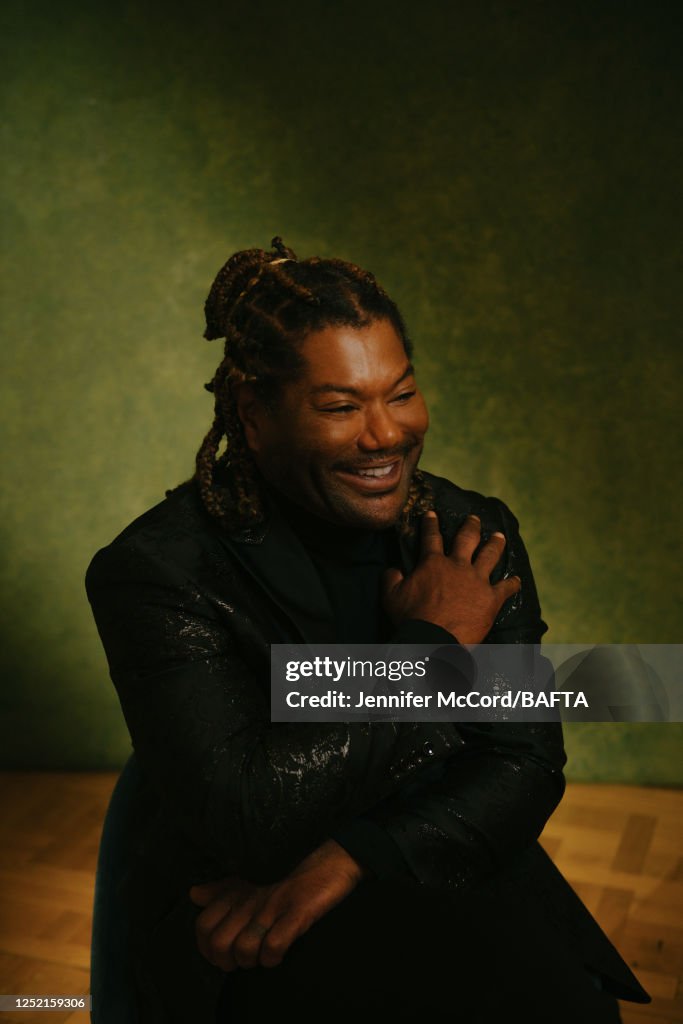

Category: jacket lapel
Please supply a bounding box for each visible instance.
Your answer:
[215,501,338,644]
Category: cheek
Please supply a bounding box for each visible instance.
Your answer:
[301,417,359,455]
[403,395,429,436]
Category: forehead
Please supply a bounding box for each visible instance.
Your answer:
[297,319,410,390]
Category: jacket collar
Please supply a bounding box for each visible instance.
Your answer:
[214,500,419,644]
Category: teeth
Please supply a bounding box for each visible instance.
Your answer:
[356,464,395,478]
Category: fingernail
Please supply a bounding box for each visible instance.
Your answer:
[492,531,505,538]
[467,514,480,522]
[425,510,437,518]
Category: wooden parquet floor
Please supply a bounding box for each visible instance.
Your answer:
[0,774,681,1023]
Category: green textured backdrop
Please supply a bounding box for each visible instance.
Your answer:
[1,0,681,780]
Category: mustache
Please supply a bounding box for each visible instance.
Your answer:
[333,441,419,472]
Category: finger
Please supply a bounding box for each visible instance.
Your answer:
[419,510,444,558]
[448,514,482,565]
[492,575,522,608]
[201,899,258,972]
[195,892,257,967]
[189,879,238,906]
[195,894,237,937]
[258,911,311,969]
[381,566,404,600]
[195,893,239,963]
[472,531,507,577]
[232,917,276,970]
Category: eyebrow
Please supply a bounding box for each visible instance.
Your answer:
[310,363,415,397]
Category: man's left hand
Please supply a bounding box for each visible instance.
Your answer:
[189,839,367,972]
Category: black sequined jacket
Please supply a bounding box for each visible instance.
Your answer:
[85,471,649,1021]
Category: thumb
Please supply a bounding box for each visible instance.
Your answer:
[189,879,236,906]
[382,567,404,601]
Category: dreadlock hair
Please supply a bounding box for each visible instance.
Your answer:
[194,236,433,534]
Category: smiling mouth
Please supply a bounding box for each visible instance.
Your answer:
[334,458,403,492]
[351,462,398,478]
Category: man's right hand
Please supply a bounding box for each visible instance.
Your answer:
[382,511,521,644]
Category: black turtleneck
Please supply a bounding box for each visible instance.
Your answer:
[266,486,400,643]
[265,485,458,647]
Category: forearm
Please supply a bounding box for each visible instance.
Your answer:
[331,721,564,887]
[200,712,461,879]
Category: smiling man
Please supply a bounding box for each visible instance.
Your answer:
[86,239,648,1023]
[236,317,428,530]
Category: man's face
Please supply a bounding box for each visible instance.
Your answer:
[240,318,430,529]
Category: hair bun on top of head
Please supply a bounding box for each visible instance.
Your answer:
[269,236,297,261]
[203,237,298,341]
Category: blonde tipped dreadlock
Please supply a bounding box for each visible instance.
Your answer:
[194,236,432,533]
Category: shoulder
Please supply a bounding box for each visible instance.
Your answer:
[85,481,225,594]
[420,469,520,537]
[419,470,546,638]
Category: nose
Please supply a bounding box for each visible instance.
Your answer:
[357,402,402,451]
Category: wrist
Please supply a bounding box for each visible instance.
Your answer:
[315,843,368,884]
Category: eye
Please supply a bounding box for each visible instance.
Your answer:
[320,404,358,414]
[391,390,416,404]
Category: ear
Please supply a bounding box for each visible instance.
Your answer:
[234,382,270,454]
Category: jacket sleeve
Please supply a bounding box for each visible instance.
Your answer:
[85,537,465,882]
[330,499,567,891]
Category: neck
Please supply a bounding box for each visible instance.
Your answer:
[264,485,389,558]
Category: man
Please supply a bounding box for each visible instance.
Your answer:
[86,239,649,1022]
